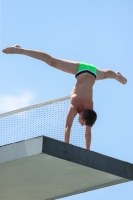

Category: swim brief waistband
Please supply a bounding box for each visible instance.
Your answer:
[75,62,97,79]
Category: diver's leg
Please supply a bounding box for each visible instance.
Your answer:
[2,45,79,75]
[96,68,127,84]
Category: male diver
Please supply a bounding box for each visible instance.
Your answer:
[2,45,127,150]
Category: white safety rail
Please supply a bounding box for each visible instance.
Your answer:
[0,95,85,148]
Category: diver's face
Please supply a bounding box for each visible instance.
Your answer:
[78,115,86,126]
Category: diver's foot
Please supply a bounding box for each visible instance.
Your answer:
[2,44,21,54]
[116,72,127,84]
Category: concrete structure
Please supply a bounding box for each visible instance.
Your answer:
[0,136,133,200]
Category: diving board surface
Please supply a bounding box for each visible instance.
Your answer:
[0,136,133,200]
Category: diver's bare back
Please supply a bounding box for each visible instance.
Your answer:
[70,73,95,114]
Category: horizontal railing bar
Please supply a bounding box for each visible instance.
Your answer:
[0,95,70,118]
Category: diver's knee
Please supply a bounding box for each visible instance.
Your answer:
[103,70,111,79]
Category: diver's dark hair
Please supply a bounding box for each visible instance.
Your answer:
[82,109,97,127]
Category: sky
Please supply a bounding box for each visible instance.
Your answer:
[1,0,133,199]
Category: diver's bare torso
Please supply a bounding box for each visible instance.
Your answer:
[70,72,95,115]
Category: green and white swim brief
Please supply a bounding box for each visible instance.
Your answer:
[75,62,97,79]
